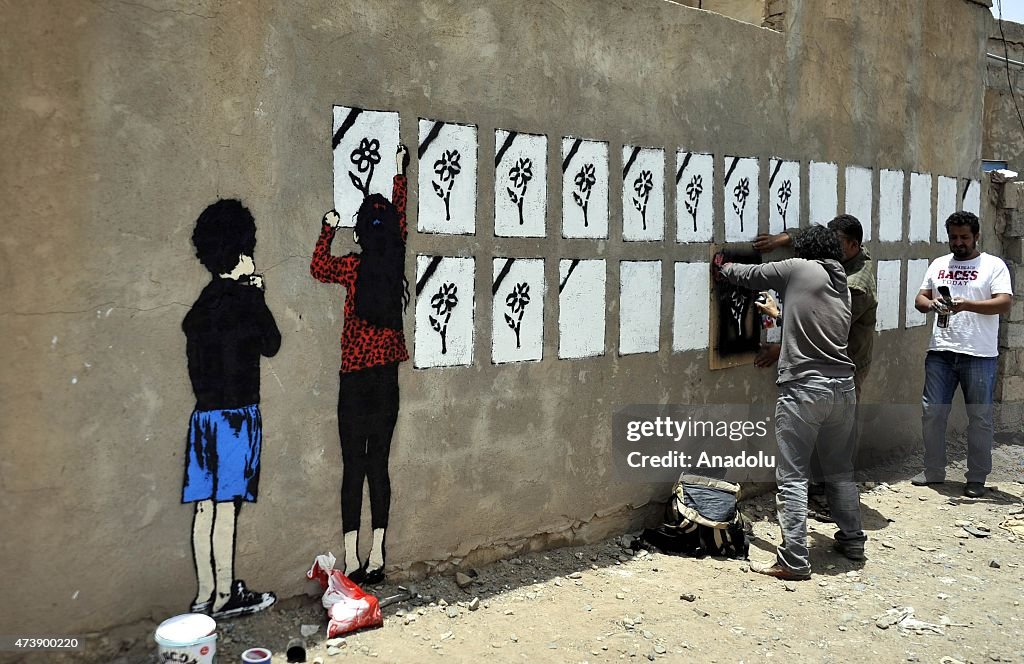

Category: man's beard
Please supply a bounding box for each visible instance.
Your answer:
[951,244,974,259]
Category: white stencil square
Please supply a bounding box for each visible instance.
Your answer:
[558,259,606,359]
[620,261,662,355]
[769,158,800,234]
[673,262,709,352]
[906,259,929,328]
[909,172,932,242]
[332,106,400,228]
[724,156,759,242]
[622,146,665,241]
[675,151,714,243]
[845,166,873,241]
[562,138,609,239]
[495,130,547,237]
[936,176,958,243]
[491,258,544,364]
[415,256,475,368]
[879,169,905,242]
[809,161,838,225]
[417,119,478,235]
[876,260,902,331]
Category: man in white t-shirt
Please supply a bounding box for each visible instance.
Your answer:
[913,211,1013,497]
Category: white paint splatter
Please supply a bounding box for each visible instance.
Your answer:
[71,376,78,385]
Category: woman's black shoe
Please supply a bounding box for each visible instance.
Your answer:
[346,567,367,584]
[363,566,385,585]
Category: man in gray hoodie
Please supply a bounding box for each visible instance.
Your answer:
[716,224,866,580]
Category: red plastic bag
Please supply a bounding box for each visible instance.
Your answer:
[306,553,383,637]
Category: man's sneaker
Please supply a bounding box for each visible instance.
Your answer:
[211,580,276,619]
[750,561,811,581]
[189,593,213,615]
[964,482,986,498]
[833,540,866,561]
[910,472,944,486]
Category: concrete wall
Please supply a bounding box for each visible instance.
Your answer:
[980,15,1024,434]
[667,0,767,26]
[985,16,1024,170]
[0,0,991,634]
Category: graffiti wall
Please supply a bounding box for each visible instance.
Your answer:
[0,0,994,637]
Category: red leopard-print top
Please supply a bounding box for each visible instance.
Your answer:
[310,175,409,373]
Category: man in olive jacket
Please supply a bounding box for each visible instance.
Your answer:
[754,215,877,397]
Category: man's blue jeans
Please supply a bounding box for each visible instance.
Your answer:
[921,350,998,483]
[774,375,865,575]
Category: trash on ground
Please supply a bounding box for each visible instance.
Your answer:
[306,552,383,637]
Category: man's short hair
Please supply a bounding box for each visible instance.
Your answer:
[945,211,980,235]
[792,223,843,262]
[827,214,863,245]
[192,199,257,275]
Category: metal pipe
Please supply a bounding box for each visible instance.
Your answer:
[987,52,1024,68]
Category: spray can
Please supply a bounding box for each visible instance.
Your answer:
[936,286,952,329]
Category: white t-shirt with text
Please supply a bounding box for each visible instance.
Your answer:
[920,252,1013,357]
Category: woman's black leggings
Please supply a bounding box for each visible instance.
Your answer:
[338,364,399,532]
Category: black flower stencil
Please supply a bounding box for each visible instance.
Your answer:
[572,163,596,228]
[429,281,459,355]
[632,169,654,231]
[432,149,462,222]
[503,282,531,349]
[348,137,381,196]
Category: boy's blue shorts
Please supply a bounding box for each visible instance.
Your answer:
[183,404,262,503]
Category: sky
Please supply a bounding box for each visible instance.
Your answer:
[991,0,1024,25]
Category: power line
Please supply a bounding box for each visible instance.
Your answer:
[996,0,1024,139]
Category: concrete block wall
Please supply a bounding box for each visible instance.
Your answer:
[993,179,1024,433]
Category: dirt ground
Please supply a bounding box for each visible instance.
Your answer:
[17,437,1024,664]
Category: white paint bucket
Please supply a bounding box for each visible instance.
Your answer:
[154,613,217,663]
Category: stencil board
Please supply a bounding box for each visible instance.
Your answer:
[709,244,761,370]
